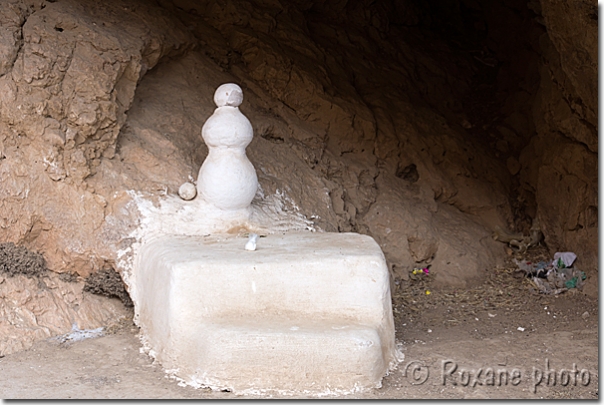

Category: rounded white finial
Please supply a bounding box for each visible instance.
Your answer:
[214,83,243,107]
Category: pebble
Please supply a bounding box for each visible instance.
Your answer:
[582,311,589,320]
[245,233,259,251]
[178,182,197,200]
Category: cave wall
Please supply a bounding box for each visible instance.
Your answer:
[522,0,598,287]
[0,0,597,353]
[0,0,195,275]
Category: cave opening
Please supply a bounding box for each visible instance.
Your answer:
[127,0,594,290]
[0,0,597,370]
[41,0,594,290]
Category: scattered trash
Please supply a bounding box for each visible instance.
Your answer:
[425,290,431,295]
[488,313,497,318]
[409,267,430,282]
[514,259,549,278]
[514,251,586,295]
[517,327,525,332]
[412,268,429,275]
[564,273,584,289]
[553,252,577,268]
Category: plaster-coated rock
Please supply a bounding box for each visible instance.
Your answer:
[135,232,398,395]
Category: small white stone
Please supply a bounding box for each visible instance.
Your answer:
[517,327,525,332]
[178,182,197,200]
[245,233,258,251]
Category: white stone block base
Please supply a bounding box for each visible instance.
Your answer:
[134,232,398,395]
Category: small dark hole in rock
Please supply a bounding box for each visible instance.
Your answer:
[396,163,419,183]
[54,26,64,32]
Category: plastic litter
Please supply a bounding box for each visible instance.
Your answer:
[564,272,586,289]
[409,267,430,282]
[552,252,577,268]
[513,259,549,278]
[515,251,585,295]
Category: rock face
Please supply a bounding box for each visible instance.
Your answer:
[0,0,194,277]
[0,271,129,355]
[523,0,598,291]
[0,0,597,354]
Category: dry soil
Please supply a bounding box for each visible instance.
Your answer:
[0,251,598,400]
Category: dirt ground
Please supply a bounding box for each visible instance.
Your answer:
[0,249,598,400]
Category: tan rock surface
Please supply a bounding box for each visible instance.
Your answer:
[520,0,597,284]
[0,272,129,356]
[0,0,597,355]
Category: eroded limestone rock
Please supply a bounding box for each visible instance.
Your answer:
[0,272,129,356]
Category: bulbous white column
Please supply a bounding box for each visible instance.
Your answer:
[197,83,258,210]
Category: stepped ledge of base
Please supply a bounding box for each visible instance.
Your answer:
[133,232,401,395]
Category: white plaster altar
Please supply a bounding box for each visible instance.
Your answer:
[136,232,398,394]
[128,83,401,395]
